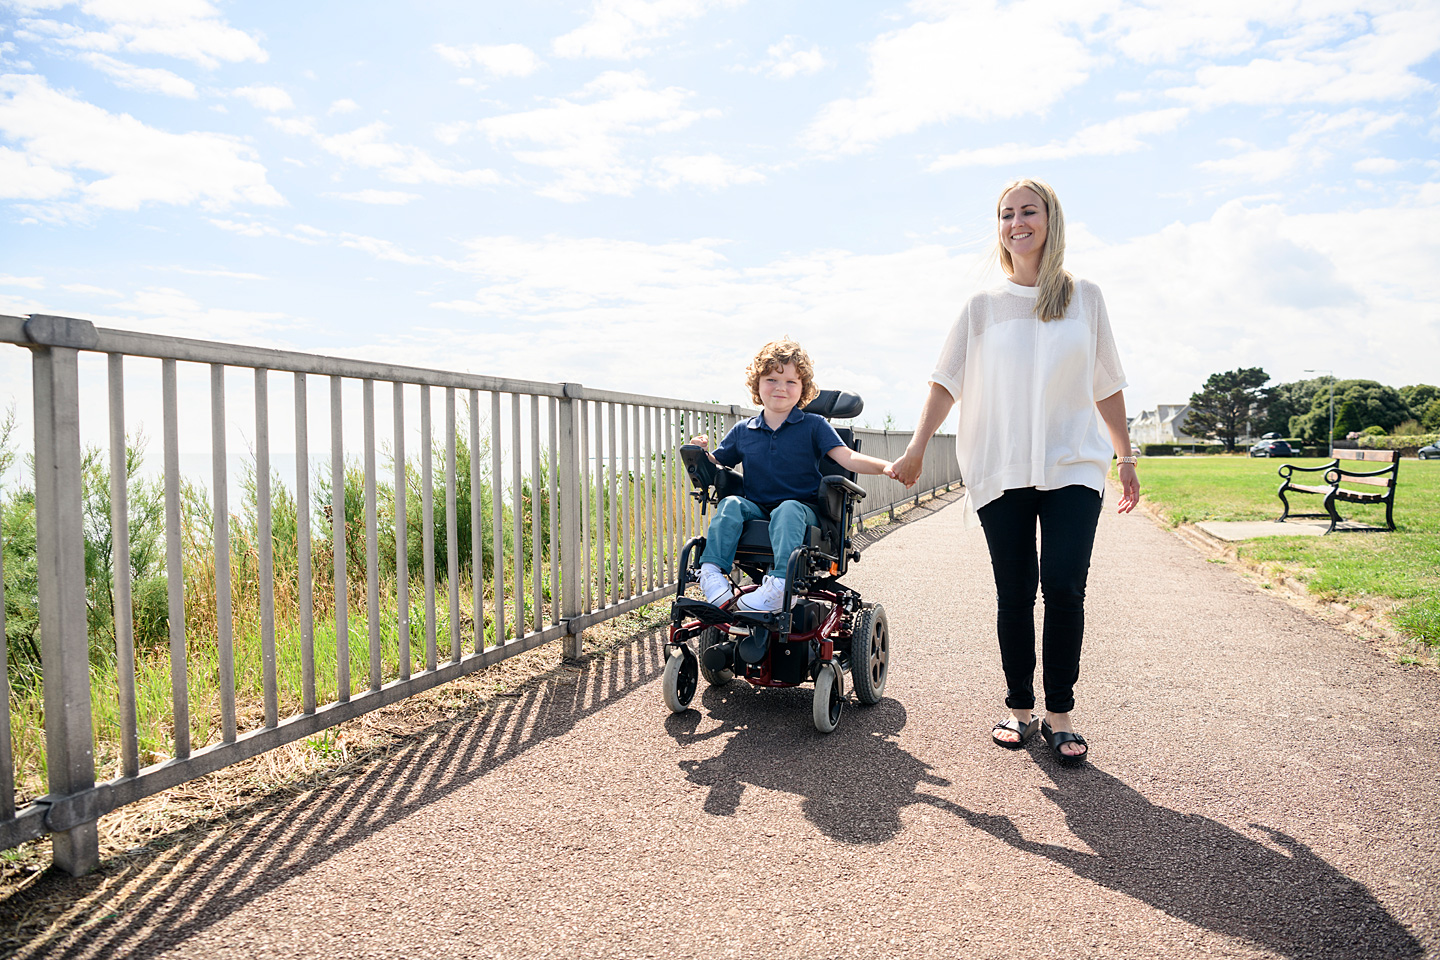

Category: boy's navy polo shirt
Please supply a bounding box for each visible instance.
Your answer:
[712,406,844,508]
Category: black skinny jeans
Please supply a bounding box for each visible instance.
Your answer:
[976,484,1102,715]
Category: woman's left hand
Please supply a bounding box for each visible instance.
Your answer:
[1116,462,1140,514]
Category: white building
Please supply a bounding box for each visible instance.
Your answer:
[1130,404,1196,446]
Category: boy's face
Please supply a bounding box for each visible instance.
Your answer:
[758,362,803,417]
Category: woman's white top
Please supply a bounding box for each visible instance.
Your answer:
[929,277,1127,526]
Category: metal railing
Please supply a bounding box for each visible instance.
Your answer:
[0,313,961,874]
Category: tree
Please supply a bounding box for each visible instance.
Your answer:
[1290,380,1410,441]
[1185,367,1270,451]
[1422,397,1440,432]
[1400,384,1440,421]
[1255,378,1328,437]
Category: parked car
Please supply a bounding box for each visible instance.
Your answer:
[1261,432,1282,440]
[1419,440,1440,460]
[1249,439,1295,458]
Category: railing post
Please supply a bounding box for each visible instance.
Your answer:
[25,315,100,876]
[559,385,583,659]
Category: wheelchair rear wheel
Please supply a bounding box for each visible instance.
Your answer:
[812,661,845,733]
[849,604,889,705]
[662,646,698,712]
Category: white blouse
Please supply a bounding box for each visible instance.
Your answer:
[929,277,1127,525]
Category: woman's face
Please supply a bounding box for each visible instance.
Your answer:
[998,185,1048,262]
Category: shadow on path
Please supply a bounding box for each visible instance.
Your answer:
[667,684,949,844]
[7,627,672,960]
[937,758,1422,960]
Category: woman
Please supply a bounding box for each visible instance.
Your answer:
[887,178,1139,764]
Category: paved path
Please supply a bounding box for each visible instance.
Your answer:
[21,496,1440,959]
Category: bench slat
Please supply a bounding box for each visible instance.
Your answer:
[1334,491,1387,503]
[1337,474,1395,487]
[1335,448,1398,462]
[1287,484,1332,495]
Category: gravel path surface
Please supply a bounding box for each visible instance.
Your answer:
[20,494,1440,959]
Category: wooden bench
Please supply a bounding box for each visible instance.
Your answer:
[1276,449,1398,534]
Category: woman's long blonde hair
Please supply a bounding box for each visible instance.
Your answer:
[995,177,1073,322]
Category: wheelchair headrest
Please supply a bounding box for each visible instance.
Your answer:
[803,389,863,420]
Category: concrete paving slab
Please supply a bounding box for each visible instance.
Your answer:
[1197,520,1388,541]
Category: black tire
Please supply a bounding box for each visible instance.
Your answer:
[697,626,734,686]
[849,604,889,705]
[662,647,698,713]
[813,661,844,733]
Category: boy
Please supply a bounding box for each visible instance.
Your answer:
[692,338,893,612]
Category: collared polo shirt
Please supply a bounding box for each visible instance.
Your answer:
[712,405,844,508]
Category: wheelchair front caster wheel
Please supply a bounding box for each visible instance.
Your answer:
[812,661,845,733]
[662,645,699,713]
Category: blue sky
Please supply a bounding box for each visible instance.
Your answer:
[2,0,1438,432]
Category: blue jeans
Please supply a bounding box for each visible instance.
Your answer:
[976,485,1102,715]
[697,497,817,576]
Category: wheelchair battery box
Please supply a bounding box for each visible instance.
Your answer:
[790,599,824,635]
[771,638,816,686]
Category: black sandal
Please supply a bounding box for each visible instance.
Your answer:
[1041,720,1088,764]
[991,715,1040,749]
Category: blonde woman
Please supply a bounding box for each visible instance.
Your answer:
[887,178,1139,764]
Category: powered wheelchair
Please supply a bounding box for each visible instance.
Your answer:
[662,389,891,733]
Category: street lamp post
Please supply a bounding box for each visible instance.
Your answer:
[1305,369,1334,457]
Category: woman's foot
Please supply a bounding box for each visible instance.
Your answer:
[991,709,1039,748]
[1042,712,1088,763]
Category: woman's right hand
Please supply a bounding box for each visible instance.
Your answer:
[887,450,923,488]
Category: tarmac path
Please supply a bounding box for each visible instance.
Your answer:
[17,492,1440,959]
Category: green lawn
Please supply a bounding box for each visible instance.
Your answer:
[1137,455,1440,646]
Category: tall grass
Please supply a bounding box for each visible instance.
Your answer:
[2,414,696,806]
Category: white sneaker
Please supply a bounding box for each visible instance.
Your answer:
[737,575,786,613]
[697,563,735,606]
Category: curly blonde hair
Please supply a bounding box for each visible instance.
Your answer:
[745,338,819,408]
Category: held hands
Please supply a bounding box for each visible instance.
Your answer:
[1115,462,1140,514]
[886,450,923,489]
[690,433,709,449]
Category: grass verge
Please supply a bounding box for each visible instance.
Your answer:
[1138,455,1440,650]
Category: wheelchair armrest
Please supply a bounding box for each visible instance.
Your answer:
[818,474,866,523]
[679,444,742,502]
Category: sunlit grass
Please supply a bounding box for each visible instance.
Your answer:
[1138,455,1439,645]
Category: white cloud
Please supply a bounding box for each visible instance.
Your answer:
[61,281,121,296]
[652,153,764,190]
[435,42,543,77]
[0,274,46,289]
[317,121,500,187]
[0,73,283,213]
[466,70,717,200]
[339,234,433,266]
[1197,109,1404,183]
[804,1,1095,154]
[754,37,828,79]
[328,189,422,205]
[328,98,359,115]
[82,51,196,97]
[1354,156,1400,174]
[553,0,745,60]
[109,286,287,340]
[20,0,267,69]
[0,142,76,198]
[231,83,293,111]
[929,107,1190,170]
[1166,5,1440,107]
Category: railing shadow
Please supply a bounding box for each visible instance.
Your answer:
[6,626,671,960]
[932,757,1422,960]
